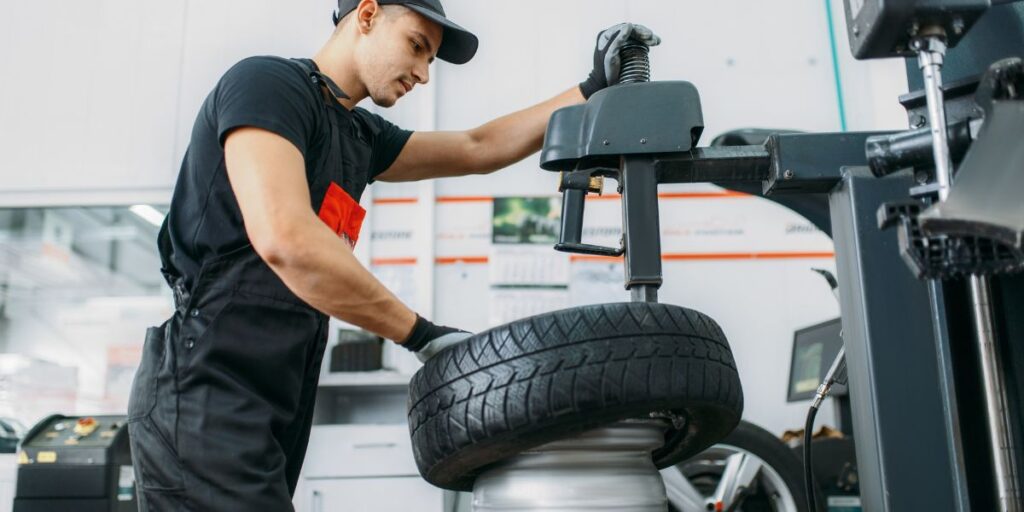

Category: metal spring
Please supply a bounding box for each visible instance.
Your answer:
[618,40,651,84]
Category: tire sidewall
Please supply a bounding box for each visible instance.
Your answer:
[409,302,744,490]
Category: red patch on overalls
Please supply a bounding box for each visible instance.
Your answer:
[317,182,366,248]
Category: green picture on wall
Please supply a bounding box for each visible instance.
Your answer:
[492,197,561,245]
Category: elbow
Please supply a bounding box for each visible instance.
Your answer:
[464,129,528,175]
[464,131,496,174]
[252,237,289,269]
[249,218,309,271]
[471,157,507,176]
[466,148,502,176]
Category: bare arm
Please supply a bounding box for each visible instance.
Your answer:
[224,127,417,342]
[375,86,584,182]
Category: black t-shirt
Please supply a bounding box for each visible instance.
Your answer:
[160,56,412,289]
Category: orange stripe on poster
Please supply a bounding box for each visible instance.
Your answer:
[663,252,835,261]
[756,252,834,260]
[569,254,623,263]
[436,196,493,203]
[372,257,418,266]
[373,197,418,205]
[588,191,751,201]
[436,256,489,265]
[570,252,834,262]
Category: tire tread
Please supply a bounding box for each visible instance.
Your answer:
[408,302,743,490]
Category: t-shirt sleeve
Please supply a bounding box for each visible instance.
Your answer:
[357,109,414,181]
[214,57,317,156]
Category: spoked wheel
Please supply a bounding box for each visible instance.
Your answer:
[662,420,815,512]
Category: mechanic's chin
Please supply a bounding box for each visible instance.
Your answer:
[368,84,402,108]
[370,91,400,108]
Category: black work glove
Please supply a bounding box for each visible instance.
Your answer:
[402,315,473,363]
[579,23,662,100]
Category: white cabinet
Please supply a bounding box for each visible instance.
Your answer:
[301,425,419,479]
[303,477,444,512]
[294,388,452,512]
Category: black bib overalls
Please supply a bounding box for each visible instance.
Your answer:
[127,60,377,511]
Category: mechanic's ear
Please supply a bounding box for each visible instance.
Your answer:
[355,0,381,33]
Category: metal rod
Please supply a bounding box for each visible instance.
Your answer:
[812,346,846,410]
[621,156,663,302]
[969,275,1021,512]
[928,281,973,511]
[630,285,658,303]
[913,36,954,201]
[911,30,1020,510]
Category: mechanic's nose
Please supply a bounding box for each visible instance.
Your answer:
[413,63,429,85]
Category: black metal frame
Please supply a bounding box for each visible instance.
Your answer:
[539,3,1024,508]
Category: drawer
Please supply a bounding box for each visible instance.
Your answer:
[302,477,443,512]
[301,425,419,478]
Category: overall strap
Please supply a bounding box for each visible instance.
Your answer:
[290,58,351,105]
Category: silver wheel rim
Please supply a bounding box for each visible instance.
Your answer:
[661,443,799,512]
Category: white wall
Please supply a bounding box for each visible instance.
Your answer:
[0,0,914,435]
[0,0,907,204]
[0,0,189,206]
[0,0,337,206]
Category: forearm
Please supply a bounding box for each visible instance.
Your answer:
[467,86,584,173]
[262,215,417,342]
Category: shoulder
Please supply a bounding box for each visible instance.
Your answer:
[351,107,396,136]
[211,57,322,149]
[351,107,382,125]
[217,56,312,94]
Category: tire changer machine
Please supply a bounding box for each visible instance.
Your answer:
[523,0,1024,510]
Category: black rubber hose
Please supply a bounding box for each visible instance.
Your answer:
[804,406,819,512]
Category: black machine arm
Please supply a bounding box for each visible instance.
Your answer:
[555,170,624,257]
[865,119,976,177]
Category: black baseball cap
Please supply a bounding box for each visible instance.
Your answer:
[333,0,479,65]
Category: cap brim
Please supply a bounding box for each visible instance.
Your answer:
[404,5,478,65]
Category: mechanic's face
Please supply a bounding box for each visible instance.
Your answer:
[358,7,442,108]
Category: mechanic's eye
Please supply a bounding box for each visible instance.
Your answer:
[411,40,422,52]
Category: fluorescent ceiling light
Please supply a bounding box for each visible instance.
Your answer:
[130,205,166,227]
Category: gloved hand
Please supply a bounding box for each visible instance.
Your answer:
[402,315,473,363]
[579,23,662,99]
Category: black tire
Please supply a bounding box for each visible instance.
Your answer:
[672,420,820,512]
[407,302,744,491]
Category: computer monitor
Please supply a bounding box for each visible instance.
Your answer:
[787,317,846,403]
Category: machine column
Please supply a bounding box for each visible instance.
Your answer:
[620,156,662,303]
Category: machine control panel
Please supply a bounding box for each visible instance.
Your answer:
[15,414,135,511]
[19,415,128,465]
[25,416,122,449]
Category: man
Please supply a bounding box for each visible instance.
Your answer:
[126,0,659,509]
